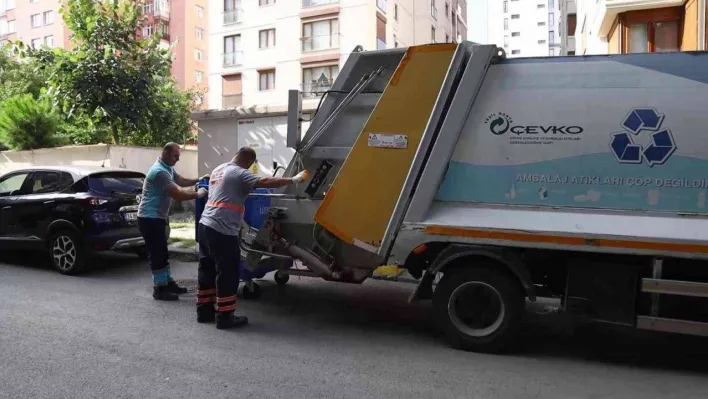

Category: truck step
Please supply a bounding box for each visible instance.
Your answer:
[637,316,708,336]
[641,278,708,298]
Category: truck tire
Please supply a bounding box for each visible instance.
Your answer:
[433,266,524,353]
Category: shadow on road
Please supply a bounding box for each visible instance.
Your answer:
[0,250,144,277]
[236,278,708,377]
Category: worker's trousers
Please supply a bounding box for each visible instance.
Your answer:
[197,223,239,313]
[137,217,172,287]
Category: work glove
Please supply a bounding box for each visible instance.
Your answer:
[197,187,208,199]
[292,170,310,184]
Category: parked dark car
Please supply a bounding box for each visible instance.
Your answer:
[0,166,148,274]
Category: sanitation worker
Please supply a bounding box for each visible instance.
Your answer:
[138,142,209,301]
[197,147,308,329]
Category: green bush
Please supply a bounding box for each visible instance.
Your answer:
[0,94,65,150]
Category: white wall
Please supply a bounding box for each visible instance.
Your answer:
[574,0,609,55]
[0,145,199,177]
[197,115,311,177]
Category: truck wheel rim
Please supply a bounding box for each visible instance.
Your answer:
[52,236,77,270]
[448,281,505,338]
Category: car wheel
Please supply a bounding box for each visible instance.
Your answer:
[433,266,524,353]
[48,230,87,275]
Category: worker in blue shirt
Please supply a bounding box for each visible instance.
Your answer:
[137,142,208,301]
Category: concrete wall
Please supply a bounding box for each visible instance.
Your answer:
[0,145,199,177]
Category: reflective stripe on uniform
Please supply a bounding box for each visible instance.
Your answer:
[206,200,245,214]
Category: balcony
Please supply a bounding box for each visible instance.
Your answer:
[302,0,338,6]
[223,51,244,67]
[153,1,170,19]
[301,81,334,98]
[222,94,243,108]
[594,0,684,38]
[223,9,243,25]
[301,33,340,52]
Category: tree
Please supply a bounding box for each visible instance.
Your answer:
[0,94,65,151]
[0,48,47,102]
[25,0,197,146]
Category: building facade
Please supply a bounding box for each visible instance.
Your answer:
[484,0,563,58]
[575,0,707,55]
[207,0,468,111]
[0,0,209,108]
[559,0,576,55]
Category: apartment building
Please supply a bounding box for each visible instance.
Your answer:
[0,0,209,108]
[559,0,576,55]
[576,0,707,55]
[207,0,468,111]
[484,0,562,58]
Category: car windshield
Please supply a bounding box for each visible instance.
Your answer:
[88,172,145,195]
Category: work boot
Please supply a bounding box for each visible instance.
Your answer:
[153,285,179,301]
[197,304,216,323]
[166,280,188,295]
[216,311,249,329]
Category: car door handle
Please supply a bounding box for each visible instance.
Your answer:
[2,206,10,210]
[43,200,55,205]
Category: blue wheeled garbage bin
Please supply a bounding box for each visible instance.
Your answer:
[194,179,276,299]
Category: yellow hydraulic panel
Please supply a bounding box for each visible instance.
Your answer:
[314,43,457,252]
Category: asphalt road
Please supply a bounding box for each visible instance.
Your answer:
[2,253,708,399]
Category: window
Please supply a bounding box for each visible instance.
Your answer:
[44,35,54,47]
[445,2,450,17]
[503,1,507,12]
[30,0,39,3]
[431,0,437,19]
[627,21,679,53]
[549,30,554,45]
[445,34,449,42]
[31,38,41,49]
[259,69,275,91]
[195,48,203,61]
[394,35,398,48]
[548,0,554,7]
[5,0,14,10]
[394,4,398,20]
[504,35,509,47]
[195,27,204,40]
[195,94,204,105]
[549,12,554,26]
[302,19,339,51]
[512,32,520,37]
[511,14,519,19]
[29,172,72,194]
[31,14,41,28]
[538,21,546,26]
[143,24,153,37]
[223,35,242,66]
[549,48,554,56]
[195,70,203,83]
[538,39,546,44]
[259,0,274,5]
[568,51,575,55]
[537,4,545,8]
[303,65,339,97]
[196,5,204,18]
[259,29,275,48]
[567,14,577,36]
[157,23,169,36]
[43,10,53,25]
[511,49,520,55]
[431,26,436,43]
[143,3,153,14]
[504,18,508,30]
[7,20,15,33]
[0,173,29,196]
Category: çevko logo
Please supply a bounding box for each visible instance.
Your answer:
[484,113,584,145]
[610,108,676,167]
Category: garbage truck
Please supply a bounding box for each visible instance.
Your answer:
[236,42,708,352]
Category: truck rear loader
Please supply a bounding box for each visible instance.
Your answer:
[238,42,708,353]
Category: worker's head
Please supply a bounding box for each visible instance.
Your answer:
[233,147,257,169]
[161,142,181,166]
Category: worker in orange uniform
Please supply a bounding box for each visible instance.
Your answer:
[196,147,309,329]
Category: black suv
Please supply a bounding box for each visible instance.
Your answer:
[0,166,147,274]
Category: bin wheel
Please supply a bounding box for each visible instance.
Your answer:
[274,271,290,286]
[242,282,261,300]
